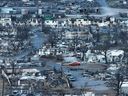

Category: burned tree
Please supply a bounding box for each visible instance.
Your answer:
[16,26,30,40]
[48,30,58,48]
[108,66,128,96]
[93,40,110,64]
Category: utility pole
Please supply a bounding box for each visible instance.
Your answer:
[0,65,5,96]
[1,64,12,95]
[61,63,63,77]
[1,74,5,96]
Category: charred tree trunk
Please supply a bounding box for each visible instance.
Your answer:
[104,51,108,64]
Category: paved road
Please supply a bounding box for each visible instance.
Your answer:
[96,0,128,16]
[100,7,128,16]
[87,6,128,17]
[0,5,128,17]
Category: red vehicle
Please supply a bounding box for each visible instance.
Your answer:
[68,62,80,66]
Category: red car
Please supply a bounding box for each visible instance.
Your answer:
[68,62,80,66]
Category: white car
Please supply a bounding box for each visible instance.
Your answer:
[69,76,76,82]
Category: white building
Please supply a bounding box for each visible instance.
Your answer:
[44,18,111,28]
[44,20,58,28]
[121,82,128,95]
[22,0,29,2]
[107,50,124,63]
[0,17,12,26]
[86,50,124,64]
